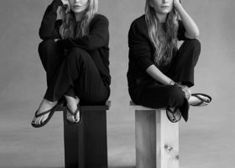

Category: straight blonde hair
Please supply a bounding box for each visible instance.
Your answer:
[145,0,179,66]
[60,0,98,39]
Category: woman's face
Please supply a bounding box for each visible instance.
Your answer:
[150,0,173,14]
[68,0,89,13]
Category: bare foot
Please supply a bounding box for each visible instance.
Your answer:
[65,96,80,123]
[166,107,182,123]
[32,99,57,126]
[188,93,211,106]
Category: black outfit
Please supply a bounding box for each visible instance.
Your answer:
[127,15,201,121]
[38,0,110,105]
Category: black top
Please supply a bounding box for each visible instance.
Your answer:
[39,0,111,87]
[127,15,187,89]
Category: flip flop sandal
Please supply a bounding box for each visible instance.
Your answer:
[66,104,80,124]
[166,107,182,123]
[31,104,59,128]
[190,93,212,107]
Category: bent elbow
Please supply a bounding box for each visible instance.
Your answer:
[185,30,200,39]
[192,27,200,39]
[194,30,200,39]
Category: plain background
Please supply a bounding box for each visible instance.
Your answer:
[0,0,235,167]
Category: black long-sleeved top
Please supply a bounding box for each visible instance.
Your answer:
[127,15,186,89]
[39,0,111,87]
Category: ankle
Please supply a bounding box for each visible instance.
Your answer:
[65,95,79,104]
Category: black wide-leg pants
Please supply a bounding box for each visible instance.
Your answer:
[38,39,110,105]
[129,39,201,121]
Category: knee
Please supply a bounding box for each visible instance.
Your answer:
[185,39,201,53]
[167,87,185,107]
[180,39,201,64]
[38,39,56,53]
[69,48,89,56]
[67,48,90,63]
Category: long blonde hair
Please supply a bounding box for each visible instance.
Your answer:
[60,0,98,39]
[145,0,179,66]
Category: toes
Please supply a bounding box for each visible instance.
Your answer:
[40,114,49,123]
[166,107,181,123]
[75,112,80,122]
[168,113,175,122]
[32,114,49,126]
[31,117,36,124]
[198,95,210,103]
[66,112,74,122]
[66,112,76,122]
[35,117,42,125]
[190,93,211,106]
[32,117,40,125]
[66,110,80,123]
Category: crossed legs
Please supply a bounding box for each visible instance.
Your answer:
[32,41,109,127]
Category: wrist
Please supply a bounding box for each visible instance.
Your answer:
[169,80,176,86]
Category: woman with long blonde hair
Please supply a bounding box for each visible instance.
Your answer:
[127,0,211,122]
[32,0,110,127]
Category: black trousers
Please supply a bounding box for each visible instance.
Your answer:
[129,39,201,121]
[38,39,110,105]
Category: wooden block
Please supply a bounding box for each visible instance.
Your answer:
[156,109,179,168]
[135,109,157,168]
[63,101,110,168]
[131,101,179,168]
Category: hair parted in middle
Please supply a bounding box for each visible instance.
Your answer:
[59,0,98,39]
[145,0,179,66]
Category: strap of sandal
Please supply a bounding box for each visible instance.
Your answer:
[66,105,80,116]
[166,107,181,123]
[193,93,212,103]
[166,107,178,114]
[191,93,212,105]
[66,105,80,122]
[35,104,58,117]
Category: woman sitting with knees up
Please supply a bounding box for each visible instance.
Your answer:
[127,0,211,123]
[32,0,111,127]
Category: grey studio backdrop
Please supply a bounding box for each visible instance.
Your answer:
[0,0,235,168]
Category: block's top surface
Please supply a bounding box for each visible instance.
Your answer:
[80,100,111,111]
[130,101,165,111]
